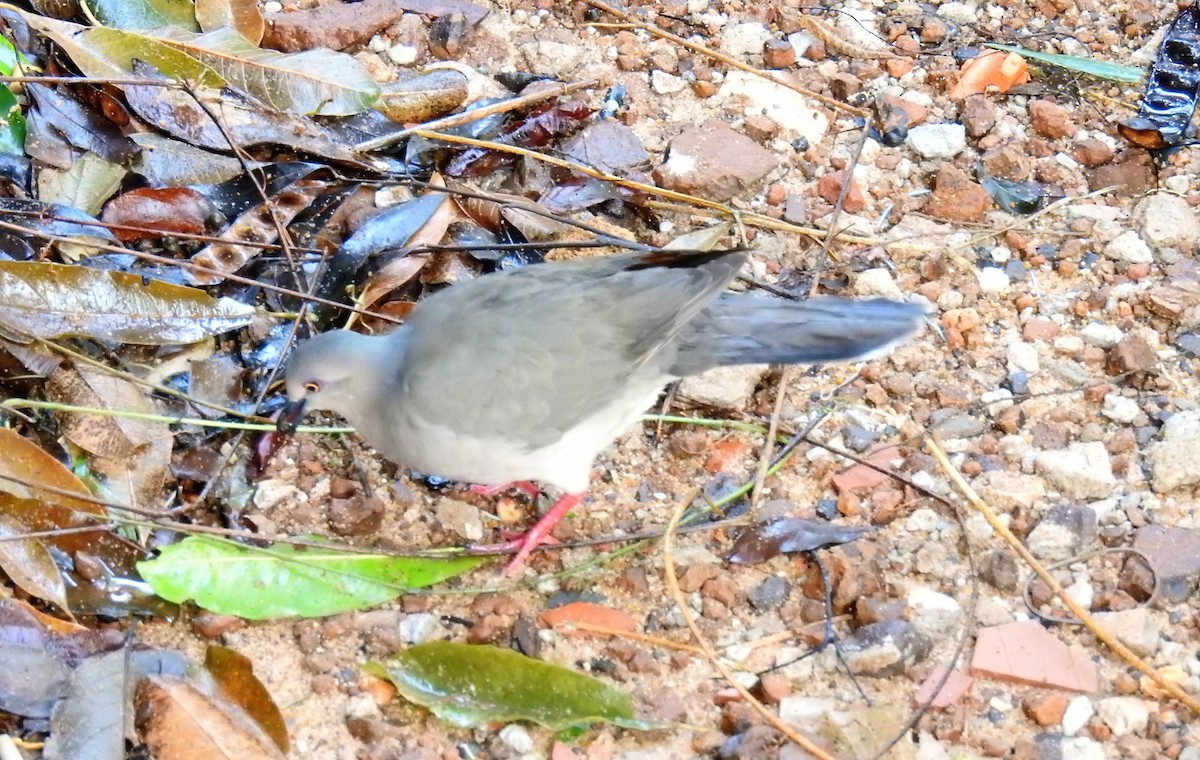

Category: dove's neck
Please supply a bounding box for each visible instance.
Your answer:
[339,327,410,428]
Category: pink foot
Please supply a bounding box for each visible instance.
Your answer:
[469,492,583,575]
[469,481,540,499]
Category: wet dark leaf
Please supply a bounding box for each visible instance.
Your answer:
[137,536,486,619]
[26,84,137,164]
[101,187,216,242]
[205,646,289,753]
[728,517,873,564]
[188,177,330,285]
[366,641,645,730]
[0,197,118,258]
[135,675,286,760]
[317,190,448,305]
[0,261,255,343]
[447,101,593,177]
[977,166,1046,215]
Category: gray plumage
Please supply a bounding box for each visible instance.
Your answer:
[283,250,926,493]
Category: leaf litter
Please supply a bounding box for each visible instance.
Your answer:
[0,0,1194,756]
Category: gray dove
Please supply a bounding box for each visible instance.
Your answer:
[279,249,926,572]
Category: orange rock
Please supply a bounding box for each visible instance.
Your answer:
[540,602,637,635]
[949,51,1030,99]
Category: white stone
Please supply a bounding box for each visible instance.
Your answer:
[835,8,890,55]
[1061,695,1094,736]
[1080,322,1123,348]
[650,70,688,94]
[399,612,440,644]
[1062,578,1094,610]
[678,364,769,410]
[387,44,419,65]
[434,497,484,541]
[779,696,836,727]
[1035,442,1116,499]
[1054,335,1084,355]
[253,479,298,510]
[1101,393,1140,423]
[906,587,962,638]
[499,725,534,753]
[936,2,978,23]
[1102,230,1153,264]
[855,267,904,299]
[977,266,1009,293]
[1135,193,1200,251]
[1094,608,1161,657]
[716,71,829,143]
[1061,737,1106,760]
[1007,342,1040,374]
[1095,696,1151,736]
[1146,437,1200,492]
[262,0,283,12]
[905,508,940,532]
[720,22,771,58]
[906,123,967,159]
[1164,174,1194,194]
[1163,410,1200,440]
[971,470,1045,511]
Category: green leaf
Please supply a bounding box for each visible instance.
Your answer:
[0,261,256,344]
[0,36,26,76]
[0,84,25,156]
[367,642,646,731]
[984,43,1144,83]
[86,0,200,32]
[137,536,486,619]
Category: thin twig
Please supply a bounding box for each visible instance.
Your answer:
[927,437,1200,714]
[662,490,837,759]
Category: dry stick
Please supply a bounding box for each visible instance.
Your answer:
[411,129,734,214]
[809,127,871,296]
[355,79,597,152]
[662,491,838,760]
[642,199,881,246]
[926,437,1200,715]
[748,365,791,517]
[583,0,868,119]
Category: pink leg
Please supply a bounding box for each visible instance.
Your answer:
[469,481,540,499]
[470,492,583,574]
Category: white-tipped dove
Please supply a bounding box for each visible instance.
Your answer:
[279,250,927,572]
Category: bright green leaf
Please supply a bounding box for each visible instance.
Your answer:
[137,536,486,619]
[0,36,26,76]
[86,0,200,32]
[0,261,256,344]
[0,84,25,156]
[984,43,1144,83]
[367,642,648,731]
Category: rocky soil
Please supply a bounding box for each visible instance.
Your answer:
[144,0,1200,758]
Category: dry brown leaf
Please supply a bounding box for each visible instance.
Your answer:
[135,676,285,760]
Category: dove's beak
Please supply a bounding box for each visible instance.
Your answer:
[277,398,307,434]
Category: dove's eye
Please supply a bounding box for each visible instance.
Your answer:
[303,381,321,393]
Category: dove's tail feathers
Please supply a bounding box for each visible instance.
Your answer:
[670,296,929,375]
